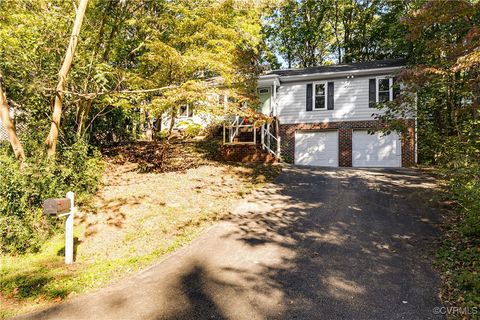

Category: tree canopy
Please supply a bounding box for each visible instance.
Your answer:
[263,0,418,68]
[0,0,265,156]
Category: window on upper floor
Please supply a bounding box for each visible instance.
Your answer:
[314,82,327,109]
[377,77,393,103]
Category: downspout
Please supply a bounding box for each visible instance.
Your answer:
[273,80,281,159]
[272,82,276,117]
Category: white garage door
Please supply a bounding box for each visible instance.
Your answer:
[295,131,338,167]
[352,130,401,167]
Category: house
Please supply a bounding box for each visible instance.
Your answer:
[244,58,416,167]
[159,103,216,133]
[0,119,8,142]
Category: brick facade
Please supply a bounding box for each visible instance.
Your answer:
[279,119,416,167]
[220,144,276,163]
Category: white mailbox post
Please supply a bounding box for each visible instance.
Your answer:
[43,192,75,264]
[65,191,74,264]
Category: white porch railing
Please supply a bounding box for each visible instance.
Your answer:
[223,116,256,144]
[261,123,281,159]
[223,116,281,160]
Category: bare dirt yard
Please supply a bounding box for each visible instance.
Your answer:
[0,139,280,318]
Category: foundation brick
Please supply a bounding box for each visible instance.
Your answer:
[220,144,276,163]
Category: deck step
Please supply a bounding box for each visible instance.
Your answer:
[232,131,256,143]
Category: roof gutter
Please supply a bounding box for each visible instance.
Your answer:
[262,66,404,83]
[257,76,280,87]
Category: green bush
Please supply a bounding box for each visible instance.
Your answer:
[439,120,480,237]
[177,119,202,138]
[447,166,480,236]
[0,140,104,254]
[435,119,480,309]
[156,130,170,140]
[448,165,480,237]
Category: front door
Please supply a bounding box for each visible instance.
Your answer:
[258,87,271,115]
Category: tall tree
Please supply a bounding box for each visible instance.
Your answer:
[0,0,264,159]
[136,0,263,121]
[45,0,89,156]
[266,0,415,67]
[376,0,479,164]
[0,73,25,161]
[265,0,332,68]
[264,0,298,68]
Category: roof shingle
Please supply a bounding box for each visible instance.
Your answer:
[264,58,406,77]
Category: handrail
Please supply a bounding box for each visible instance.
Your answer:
[225,116,258,144]
[229,117,238,143]
[223,118,281,158]
[233,124,255,128]
[261,124,281,159]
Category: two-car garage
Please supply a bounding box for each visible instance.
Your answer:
[294,130,402,167]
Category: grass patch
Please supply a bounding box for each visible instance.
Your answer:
[0,139,281,318]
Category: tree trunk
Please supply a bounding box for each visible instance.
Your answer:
[45,0,89,156]
[74,1,114,137]
[333,2,342,63]
[0,75,25,161]
[145,110,154,141]
[76,99,93,138]
[168,110,176,138]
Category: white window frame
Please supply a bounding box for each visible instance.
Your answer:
[313,81,328,110]
[258,87,270,95]
[376,76,393,103]
[178,104,192,118]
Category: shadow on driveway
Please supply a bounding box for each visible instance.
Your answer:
[16,167,445,320]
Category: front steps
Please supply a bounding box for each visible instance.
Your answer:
[232,127,255,143]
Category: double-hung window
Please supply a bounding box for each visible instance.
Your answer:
[179,105,193,118]
[314,82,327,109]
[377,77,393,103]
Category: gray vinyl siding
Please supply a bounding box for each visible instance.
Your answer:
[277,75,390,124]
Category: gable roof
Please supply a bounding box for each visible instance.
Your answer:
[264,59,406,78]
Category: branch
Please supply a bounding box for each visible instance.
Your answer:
[42,85,178,99]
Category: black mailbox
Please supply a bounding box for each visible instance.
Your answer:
[43,198,72,216]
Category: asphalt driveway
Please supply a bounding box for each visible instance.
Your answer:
[17,166,444,320]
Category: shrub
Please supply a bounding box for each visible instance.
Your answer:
[439,120,480,237]
[0,140,103,254]
[447,166,480,236]
[435,119,480,309]
[201,122,223,139]
[177,119,202,138]
[156,130,170,140]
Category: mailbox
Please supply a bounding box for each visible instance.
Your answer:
[43,198,72,216]
[43,192,75,264]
